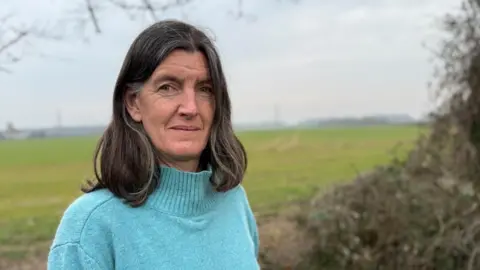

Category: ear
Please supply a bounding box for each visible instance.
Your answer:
[124,89,142,122]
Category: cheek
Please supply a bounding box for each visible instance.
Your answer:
[201,100,215,129]
[140,102,173,141]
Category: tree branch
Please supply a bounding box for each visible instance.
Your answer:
[106,0,195,22]
[0,14,30,72]
[0,11,65,73]
[140,0,159,21]
[228,0,256,22]
[0,30,28,56]
[0,0,302,73]
[85,0,102,33]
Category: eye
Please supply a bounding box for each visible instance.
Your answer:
[158,84,175,92]
[199,86,213,93]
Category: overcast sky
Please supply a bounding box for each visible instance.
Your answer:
[0,0,461,129]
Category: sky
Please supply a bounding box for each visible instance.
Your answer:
[0,0,462,129]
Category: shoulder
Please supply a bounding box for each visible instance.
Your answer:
[51,189,118,247]
[229,185,260,255]
[49,189,120,269]
[228,184,248,200]
[226,184,257,221]
[229,184,253,209]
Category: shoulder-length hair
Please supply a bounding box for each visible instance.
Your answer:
[82,20,248,207]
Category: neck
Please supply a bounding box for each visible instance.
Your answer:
[158,156,200,172]
[145,165,220,216]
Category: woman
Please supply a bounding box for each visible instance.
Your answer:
[48,20,259,270]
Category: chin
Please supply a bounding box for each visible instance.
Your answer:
[168,143,205,160]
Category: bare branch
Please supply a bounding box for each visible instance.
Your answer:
[0,0,303,73]
[107,0,195,23]
[0,0,200,73]
[0,65,12,73]
[228,0,256,22]
[0,30,28,55]
[85,0,102,33]
[140,0,159,21]
[0,8,69,73]
[0,13,30,72]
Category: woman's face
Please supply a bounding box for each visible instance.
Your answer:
[125,49,215,168]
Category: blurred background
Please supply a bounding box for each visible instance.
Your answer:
[0,0,469,269]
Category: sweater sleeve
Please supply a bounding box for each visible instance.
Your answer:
[237,185,261,259]
[48,242,104,270]
[242,189,260,258]
[248,210,260,258]
[247,209,260,258]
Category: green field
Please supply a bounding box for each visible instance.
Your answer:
[0,125,423,257]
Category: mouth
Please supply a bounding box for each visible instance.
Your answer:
[170,125,201,131]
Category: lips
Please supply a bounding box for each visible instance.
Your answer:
[170,125,201,131]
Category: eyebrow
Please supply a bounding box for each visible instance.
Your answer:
[152,74,181,85]
[152,73,212,85]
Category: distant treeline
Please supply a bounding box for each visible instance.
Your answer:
[297,114,426,128]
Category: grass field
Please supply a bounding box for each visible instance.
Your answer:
[0,125,423,260]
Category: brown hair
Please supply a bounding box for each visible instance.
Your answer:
[82,20,248,207]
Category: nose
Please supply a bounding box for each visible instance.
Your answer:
[178,88,198,118]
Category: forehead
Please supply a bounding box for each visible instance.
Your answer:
[153,50,209,78]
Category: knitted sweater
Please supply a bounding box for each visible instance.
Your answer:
[47,166,260,270]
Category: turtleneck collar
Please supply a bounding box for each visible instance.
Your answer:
[145,165,220,217]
